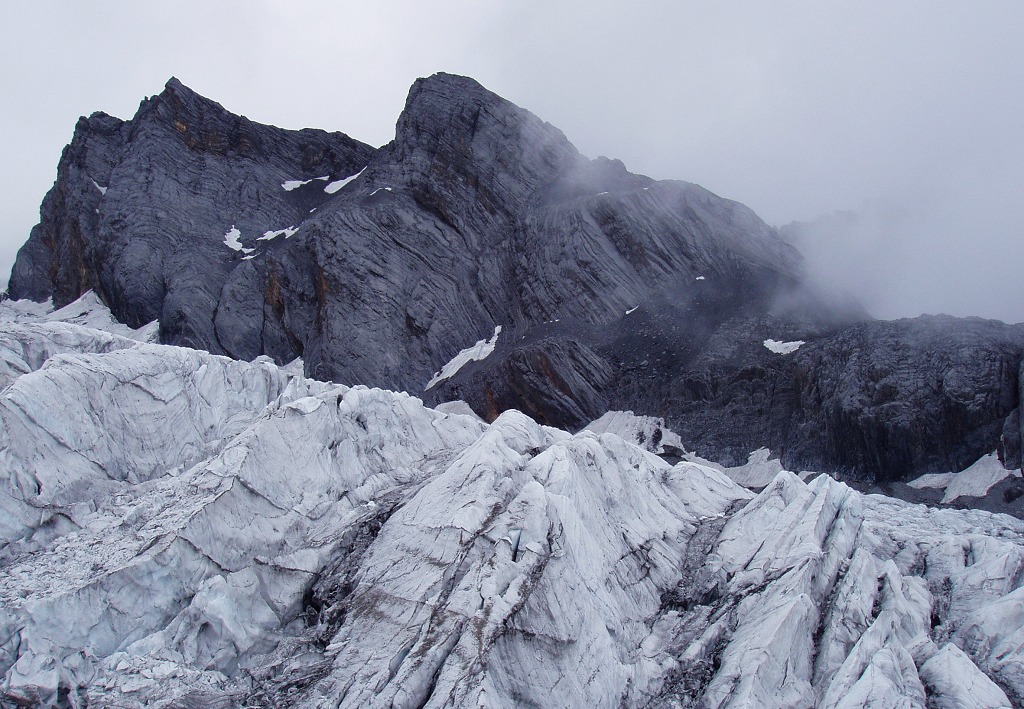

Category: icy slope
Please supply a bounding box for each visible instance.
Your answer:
[1,319,1023,707]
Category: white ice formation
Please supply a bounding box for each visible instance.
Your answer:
[282,176,329,191]
[0,303,1022,707]
[586,410,685,455]
[909,452,1020,503]
[223,226,254,254]
[763,338,805,354]
[425,325,502,389]
[323,168,365,194]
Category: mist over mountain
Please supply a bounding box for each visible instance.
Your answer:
[782,206,1024,324]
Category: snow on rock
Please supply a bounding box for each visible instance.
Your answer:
[425,325,501,389]
[282,176,329,191]
[908,472,957,491]
[90,179,107,195]
[2,323,1024,706]
[585,410,684,455]
[763,338,805,354]
[323,168,365,194]
[906,452,1019,503]
[223,225,253,253]
[946,454,1014,504]
[257,226,298,241]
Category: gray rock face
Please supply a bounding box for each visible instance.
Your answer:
[9,73,1023,485]
[9,78,375,354]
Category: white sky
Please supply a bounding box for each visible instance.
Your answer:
[2,2,1022,322]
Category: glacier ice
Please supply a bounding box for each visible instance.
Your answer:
[585,410,684,455]
[1,300,1024,707]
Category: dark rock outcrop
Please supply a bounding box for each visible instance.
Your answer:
[10,73,1023,485]
[10,78,375,353]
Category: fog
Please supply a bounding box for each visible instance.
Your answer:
[2,2,1022,321]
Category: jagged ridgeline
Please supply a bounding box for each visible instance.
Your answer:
[9,74,1024,487]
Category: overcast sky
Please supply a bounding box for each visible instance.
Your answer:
[2,2,1022,322]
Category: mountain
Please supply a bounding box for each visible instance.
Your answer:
[1,297,1023,707]
[8,74,1023,491]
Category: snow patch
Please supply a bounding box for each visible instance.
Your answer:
[426,326,501,389]
[905,452,1018,502]
[764,338,804,354]
[907,473,957,491]
[695,276,706,281]
[282,176,328,191]
[223,226,253,253]
[91,179,107,195]
[625,305,639,315]
[324,168,365,194]
[370,187,393,196]
[257,227,298,241]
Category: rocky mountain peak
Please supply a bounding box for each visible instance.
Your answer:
[386,72,582,218]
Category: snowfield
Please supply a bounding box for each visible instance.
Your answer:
[0,299,1023,707]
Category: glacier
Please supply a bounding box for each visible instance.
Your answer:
[1,298,1023,707]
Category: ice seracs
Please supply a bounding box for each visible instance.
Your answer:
[2,310,1024,706]
[585,410,684,455]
